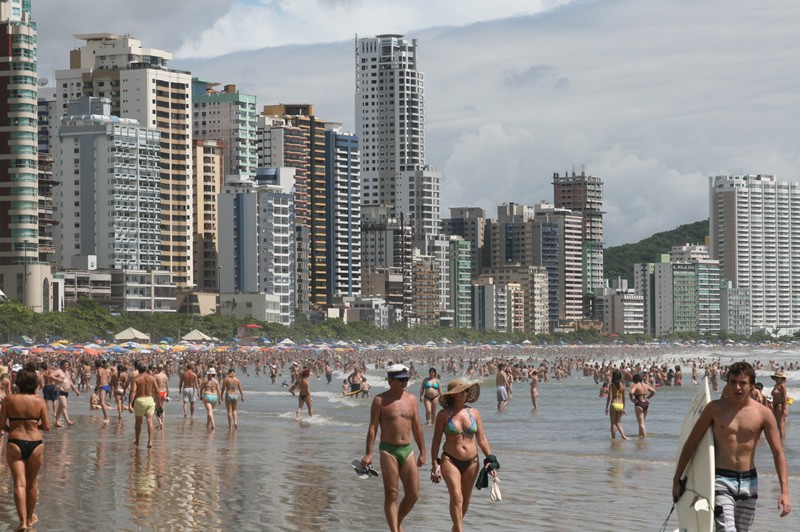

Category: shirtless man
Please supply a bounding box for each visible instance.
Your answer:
[221,368,244,429]
[51,360,80,427]
[673,362,790,531]
[129,361,159,448]
[362,364,425,532]
[94,360,112,424]
[290,369,313,420]
[496,364,510,411]
[179,363,198,418]
[348,365,363,395]
[154,365,169,429]
[770,370,788,440]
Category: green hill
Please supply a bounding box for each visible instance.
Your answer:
[604,219,709,284]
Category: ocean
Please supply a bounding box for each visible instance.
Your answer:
[1,348,797,531]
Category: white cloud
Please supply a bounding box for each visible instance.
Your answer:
[174,0,573,58]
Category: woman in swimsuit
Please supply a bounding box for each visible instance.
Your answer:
[111,364,128,419]
[771,370,788,439]
[419,367,441,425]
[629,373,656,439]
[430,379,494,532]
[604,370,629,440]
[0,363,50,531]
[221,368,245,429]
[201,368,220,429]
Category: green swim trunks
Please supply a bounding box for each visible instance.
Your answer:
[379,441,414,467]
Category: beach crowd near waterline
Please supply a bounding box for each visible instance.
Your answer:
[0,343,797,531]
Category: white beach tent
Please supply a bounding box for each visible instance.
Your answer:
[182,329,212,342]
[114,327,150,342]
[279,338,296,345]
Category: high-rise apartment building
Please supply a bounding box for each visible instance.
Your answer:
[191,139,224,292]
[472,279,524,333]
[218,168,296,325]
[553,170,604,297]
[192,79,257,179]
[356,34,441,249]
[0,1,52,311]
[443,207,486,279]
[55,34,194,288]
[480,265,549,335]
[260,104,329,310]
[710,174,800,333]
[448,236,472,328]
[56,97,162,272]
[325,127,362,304]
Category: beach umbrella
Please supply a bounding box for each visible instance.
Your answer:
[245,323,263,329]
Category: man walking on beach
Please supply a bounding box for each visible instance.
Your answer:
[496,363,510,411]
[129,362,159,448]
[673,361,790,531]
[179,363,198,418]
[95,359,112,424]
[362,364,425,532]
[289,368,313,421]
[154,365,169,429]
[52,360,79,427]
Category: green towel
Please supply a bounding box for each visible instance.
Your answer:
[475,454,500,490]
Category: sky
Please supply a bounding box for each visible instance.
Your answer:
[32,0,800,246]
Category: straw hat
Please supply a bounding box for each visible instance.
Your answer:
[771,370,787,380]
[207,367,216,376]
[439,379,481,407]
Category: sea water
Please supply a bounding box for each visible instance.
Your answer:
[1,349,797,531]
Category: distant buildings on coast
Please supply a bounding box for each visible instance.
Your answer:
[0,3,796,337]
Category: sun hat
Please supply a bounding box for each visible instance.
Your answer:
[11,364,23,372]
[207,367,216,375]
[771,370,787,380]
[387,364,410,380]
[439,379,481,407]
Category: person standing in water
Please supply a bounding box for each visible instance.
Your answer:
[604,370,629,440]
[289,368,313,420]
[629,373,656,439]
[361,364,425,532]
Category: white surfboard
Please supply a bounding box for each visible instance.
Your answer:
[675,377,715,532]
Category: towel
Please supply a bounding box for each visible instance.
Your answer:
[475,454,500,490]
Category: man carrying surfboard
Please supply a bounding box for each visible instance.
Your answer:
[673,362,790,531]
[361,364,426,532]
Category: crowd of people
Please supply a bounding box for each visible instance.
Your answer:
[0,344,795,531]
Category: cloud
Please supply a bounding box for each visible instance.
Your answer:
[502,64,569,91]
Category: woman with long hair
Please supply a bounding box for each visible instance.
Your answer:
[604,370,629,440]
[419,367,442,424]
[430,379,497,532]
[629,373,656,439]
[0,363,51,531]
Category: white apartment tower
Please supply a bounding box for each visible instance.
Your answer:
[710,174,800,333]
[56,97,161,271]
[54,34,194,288]
[356,34,441,248]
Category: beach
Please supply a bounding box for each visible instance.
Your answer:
[1,348,798,531]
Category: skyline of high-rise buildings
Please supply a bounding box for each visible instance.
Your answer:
[0,4,792,337]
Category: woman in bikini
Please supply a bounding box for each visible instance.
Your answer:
[604,370,629,440]
[111,364,128,419]
[629,373,656,439]
[0,363,50,531]
[419,367,441,424]
[221,368,245,429]
[201,368,220,429]
[430,379,495,532]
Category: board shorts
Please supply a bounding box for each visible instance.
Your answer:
[714,468,757,532]
[182,387,196,403]
[496,385,509,402]
[133,396,156,417]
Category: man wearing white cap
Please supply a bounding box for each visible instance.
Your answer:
[362,364,426,532]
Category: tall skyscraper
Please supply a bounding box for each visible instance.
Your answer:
[553,170,604,298]
[443,207,486,279]
[0,1,52,311]
[356,34,441,248]
[55,34,194,288]
[710,174,800,333]
[191,139,224,292]
[324,127,362,304]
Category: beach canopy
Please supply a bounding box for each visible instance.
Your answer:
[182,329,212,342]
[279,338,295,345]
[114,327,150,342]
